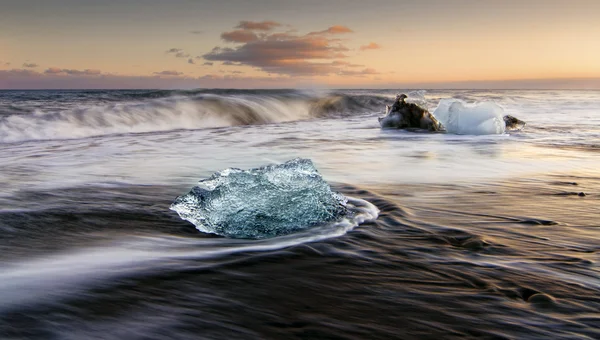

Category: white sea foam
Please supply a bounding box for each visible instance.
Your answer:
[0,197,378,310]
[0,94,361,143]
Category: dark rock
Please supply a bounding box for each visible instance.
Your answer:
[503,115,527,131]
[378,94,442,131]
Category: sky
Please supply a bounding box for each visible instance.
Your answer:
[1,0,600,89]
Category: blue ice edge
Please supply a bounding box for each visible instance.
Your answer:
[171,158,378,239]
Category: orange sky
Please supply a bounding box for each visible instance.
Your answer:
[2,0,600,89]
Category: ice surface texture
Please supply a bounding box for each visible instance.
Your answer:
[433,99,506,135]
[170,159,348,239]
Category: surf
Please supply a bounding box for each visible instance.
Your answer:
[0,196,378,311]
[0,91,386,143]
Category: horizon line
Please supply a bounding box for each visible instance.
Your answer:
[2,87,600,91]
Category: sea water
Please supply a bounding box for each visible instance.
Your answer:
[0,89,598,339]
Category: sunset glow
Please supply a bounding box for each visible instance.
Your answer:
[2,0,600,89]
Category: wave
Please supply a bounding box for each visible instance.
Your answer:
[0,91,387,143]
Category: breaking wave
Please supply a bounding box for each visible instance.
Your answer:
[0,91,387,143]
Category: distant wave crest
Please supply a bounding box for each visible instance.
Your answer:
[0,91,387,143]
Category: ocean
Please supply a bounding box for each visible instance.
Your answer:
[0,89,599,339]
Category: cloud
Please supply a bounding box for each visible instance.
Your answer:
[0,68,40,77]
[165,48,190,59]
[198,74,221,80]
[197,74,287,83]
[153,70,184,76]
[175,52,190,58]
[190,30,203,34]
[331,60,364,67]
[44,67,63,74]
[44,68,101,75]
[359,42,382,51]
[338,68,379,77]
[0,69,200,89]
[22,63,39,68]
[165,49,196,67]
[221,30,259,43]
[203,23,362,76]
[202,62,214,66]
[308,25,353,35]
[0,68,294,90]
[3,68,600,90]
[166,48,183,54]
[222,61,240,66]
[235,20,281,31]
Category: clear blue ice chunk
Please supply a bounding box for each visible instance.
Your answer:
[170,158,348,239]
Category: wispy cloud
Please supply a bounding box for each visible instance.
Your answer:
[0,68,196,89]
[308,25,353,35]
[44,68,101,75]
[175,52,190,58]
[331,60,363,67]
[166,48,190,61]
[187,58,195,64]
[203,62,214,66]
[165,48,183,54]
[359,42,382,51]
[202,22,367,76]
[0,68,292,89]
[221,30,259,43]
[3,68,600,90]
[153,70,184,76]
[23,63,39,68]
[198,74,221,80]
[235,21,281,31]
[1,68,40,76]
[190,30,203,35]
[338,68,378,77]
